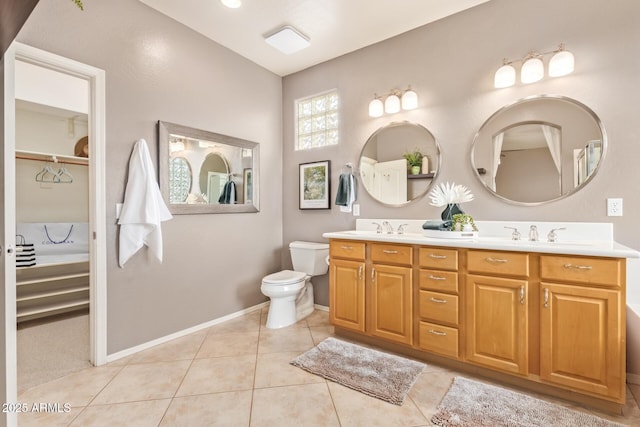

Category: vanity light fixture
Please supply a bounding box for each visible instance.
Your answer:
[264,26,310,55]
[368,87,419,117]
[494,43,575,88]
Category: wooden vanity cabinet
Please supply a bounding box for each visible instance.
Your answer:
[329,241,366,332]
[539,255,625,400]
[465,250,530,375]
[417,247,460,358]
[328,238,628,406]
[370,243,413,345]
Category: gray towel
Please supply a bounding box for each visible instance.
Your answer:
[335,173,352,206]
[422,220,452,230]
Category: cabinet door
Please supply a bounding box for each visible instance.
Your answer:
[466,274,528,375]
[540,283,623,400]
[371,264,413,345]
[329,259,365,332]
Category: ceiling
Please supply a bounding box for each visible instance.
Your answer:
[138,0,490,76]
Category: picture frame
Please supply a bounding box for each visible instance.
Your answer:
[243,168,253,203]
[299,160,331,209]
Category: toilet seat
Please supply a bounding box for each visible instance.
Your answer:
[262,270,306,286]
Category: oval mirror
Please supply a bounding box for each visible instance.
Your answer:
[359,121,440,206]
[169,157,192,203]
[471,95,606,205]
[199,153,230,204]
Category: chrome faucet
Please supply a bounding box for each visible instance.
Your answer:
[504,226,521,240]
[397,224,409,235]
[371,222,383,234]
[547,227,566,242]
[382,221,394,234]
[529,225,538,242]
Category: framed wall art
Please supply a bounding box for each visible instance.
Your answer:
[299,160,331,209]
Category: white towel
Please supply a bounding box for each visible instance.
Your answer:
[340,174,357,213]
[118,139,173,267]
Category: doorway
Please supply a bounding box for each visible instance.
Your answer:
[3,42,106,413]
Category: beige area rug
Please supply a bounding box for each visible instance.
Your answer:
[18,311,91,392]
[290,337,425,405]
[432,376,625,427]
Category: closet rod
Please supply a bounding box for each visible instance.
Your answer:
[15,151,88,166]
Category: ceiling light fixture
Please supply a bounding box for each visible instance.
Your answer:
[264,26,310,55]
[494,43,575,88]
[220,0,242,9]
[368,87,419,117]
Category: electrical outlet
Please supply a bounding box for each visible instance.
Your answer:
[607,198,623,216]
[352,204,360,217]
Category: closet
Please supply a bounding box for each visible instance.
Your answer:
[14,102,90,323]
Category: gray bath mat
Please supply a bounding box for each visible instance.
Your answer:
[290,337,425,405]
[432,376,625,427]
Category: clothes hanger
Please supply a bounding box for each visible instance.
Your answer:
[57,164,74,183]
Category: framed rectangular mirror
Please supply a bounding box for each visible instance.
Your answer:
[158,121,260,214]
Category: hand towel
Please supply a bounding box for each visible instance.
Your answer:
[422,220,452,231]
[336,173,357,212]
[118,139,173,268]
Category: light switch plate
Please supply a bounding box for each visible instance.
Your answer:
[353,204,360,216]
[607,198,623,216]
[116,203,123,219]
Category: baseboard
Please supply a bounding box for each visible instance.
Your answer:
[627,373,640,385]
[314,304,329,312]
[105,302,269,363]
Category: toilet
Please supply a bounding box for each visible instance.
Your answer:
[261,241,330,329]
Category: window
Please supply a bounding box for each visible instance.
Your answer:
[296,90,339,150]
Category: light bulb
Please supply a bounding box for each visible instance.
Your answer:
[368,98,383,117]
[401,89,418,110]
[221,0,242,8]
[494,64,516,88]
[384,94,400,114]
[549,50,575,77]
[521,57,544,84]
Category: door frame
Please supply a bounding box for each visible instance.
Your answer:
[3,41,107,408]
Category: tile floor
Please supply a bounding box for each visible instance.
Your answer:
[17,308,640,426]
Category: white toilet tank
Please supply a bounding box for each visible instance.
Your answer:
[289,241,330,276]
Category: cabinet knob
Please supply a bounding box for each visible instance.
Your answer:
[520,286,525,305]
[382,249,398,254]
[485,257,508,263]
[429,297,448,304]
[428,329,447,336]
[428,275,446,281]
[428,254,447,259]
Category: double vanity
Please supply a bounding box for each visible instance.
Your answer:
[323,219,639,412]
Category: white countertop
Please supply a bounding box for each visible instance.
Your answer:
[322,219,640,259]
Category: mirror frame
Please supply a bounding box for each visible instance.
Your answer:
[470,94,607,206]
[358,120,441,207]
[158,121,260,214]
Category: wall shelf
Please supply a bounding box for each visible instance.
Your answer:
[407,173,435,179]
[16,261,89,323]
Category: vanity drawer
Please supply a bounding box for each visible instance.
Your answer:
[371,243,412,266]
[419,321,459,359]
[419,290,458,326]
[467,250,529,277]
[330,241,365,261]
[419,247,458,271]
[419,270,458,293]
[540,255,622,288]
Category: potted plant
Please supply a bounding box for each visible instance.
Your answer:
[403,150,423,175]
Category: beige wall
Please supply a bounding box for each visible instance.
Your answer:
[283,0,640,308]
[16,0,282,353]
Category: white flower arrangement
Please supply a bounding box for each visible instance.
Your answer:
[428,182,474,207]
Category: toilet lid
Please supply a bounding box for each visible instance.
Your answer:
[262,270,306,285]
